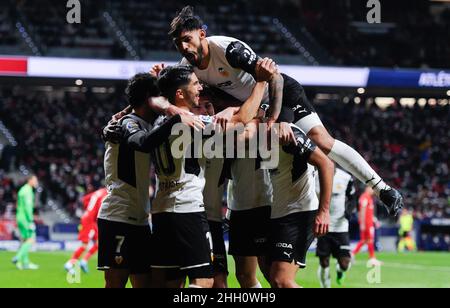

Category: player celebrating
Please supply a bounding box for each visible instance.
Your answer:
[156,5,403,217]
[266,124,333,288]
[149,64,270,288]
[98,73,202,288]
[12,175,39,270]
[316,168,356,288]
[352,187,382,266]
[64,187,107,274]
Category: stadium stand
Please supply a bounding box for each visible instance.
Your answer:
[0,86,448,220]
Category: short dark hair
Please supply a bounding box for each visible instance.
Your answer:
[157,65,194,103]
[168,6,203,38]
[125,73,160,108]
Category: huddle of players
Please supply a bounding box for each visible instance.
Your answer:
[98,65,337,288]
[96,6,403,288]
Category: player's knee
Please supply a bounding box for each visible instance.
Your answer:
[269,274,292,289]
[191,278,214,288]
[339,258,351,271]
[307,127,335,154]
[236,272,256,287]
[319,257,330,268]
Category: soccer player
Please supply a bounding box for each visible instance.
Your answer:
[12,175,39,270]
[266,123,333,288]
[316,168,356,288]
[98,73,202,288]
[64,187,107,274]
[352,187,382,266]
[154,5,403,217]
[195,87,228,288]
[149,64,270,288]
[397,208,416,252]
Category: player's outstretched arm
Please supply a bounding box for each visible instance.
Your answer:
[308,148,334,236]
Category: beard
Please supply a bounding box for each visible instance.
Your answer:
[186,44,204,67]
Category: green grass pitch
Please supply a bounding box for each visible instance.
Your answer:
[0,251,449,288]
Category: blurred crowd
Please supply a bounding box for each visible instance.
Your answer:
[0,87,126,217]
[316,99,450,219]
[0,88,448,220]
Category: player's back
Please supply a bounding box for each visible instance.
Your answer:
[269,125,318,219]
[151,115,206,214]
[99,114,152,226]
[81,188,107,225]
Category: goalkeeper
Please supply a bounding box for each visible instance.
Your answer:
[12,175,39,270]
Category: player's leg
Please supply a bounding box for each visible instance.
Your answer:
[80,242,98,273]
[352,229,368,256]
[333,233,352,285]
[234,256,261,288]
[269,261,300,288]
[97,219,132,288]
[317,256,331,288]
[294,110,402,216]
[104,269,129,288]
[316,235,332,288]
[65,242,88,273]
[128,223,153,288]
[15,222,37,269]
[209,221,228,288]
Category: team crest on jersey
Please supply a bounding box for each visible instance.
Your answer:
[115,256,124,265]
[126,121,140,134]
[218,67,229,77]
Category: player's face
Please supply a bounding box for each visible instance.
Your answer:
[182,73,203,107]
[29,176,39,188]
[174,29,205,67]
[192,96,215,116]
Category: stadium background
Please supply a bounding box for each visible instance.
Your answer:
[0,0,449,287]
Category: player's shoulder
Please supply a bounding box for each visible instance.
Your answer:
[207,35,240,46]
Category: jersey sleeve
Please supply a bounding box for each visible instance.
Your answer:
[282,124,317,159]
[224,39,260,76]
[121,115,182,153]
[344,178,357,220]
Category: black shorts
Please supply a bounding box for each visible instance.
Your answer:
[228,206,271,257]
[316,232,351,259]
[280,73,316,123]
[150,212,213,280]
[269,210,317,268]
[208,220,228,275]
[97,218,152,275]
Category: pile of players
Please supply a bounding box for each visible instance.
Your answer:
[91,6,402,288]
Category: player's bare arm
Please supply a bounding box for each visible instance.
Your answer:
[308,148,334,236]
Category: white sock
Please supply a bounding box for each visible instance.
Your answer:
[250,281,262,288]
[188,284,203,288]
[318,266,331,288]
[328,140,390,196]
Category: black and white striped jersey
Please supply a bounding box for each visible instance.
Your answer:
[269,124,318,219]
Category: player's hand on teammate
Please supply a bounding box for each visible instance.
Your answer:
[101,119,124,144]
[164,104,193,117]
[180,114,206,132]
[255,57,278,82]
[314,209,330,237]
[214,107,239,130]
[150,63,165,77]
[277,122,298,145]
[112,105,132,122]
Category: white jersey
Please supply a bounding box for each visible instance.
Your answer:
[180,36,269,103]
[270,125,318,219]
[151,116,206,214]
[316,168,355,233]
[203,157,225,222]
[226,158,273,212]
[99,114,151,226]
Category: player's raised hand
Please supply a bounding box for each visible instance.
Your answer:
[112,105,132,121]
[314,209,330,237]
[255,57,278,82]
[180,114,206,132]
[150,63,165,77]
